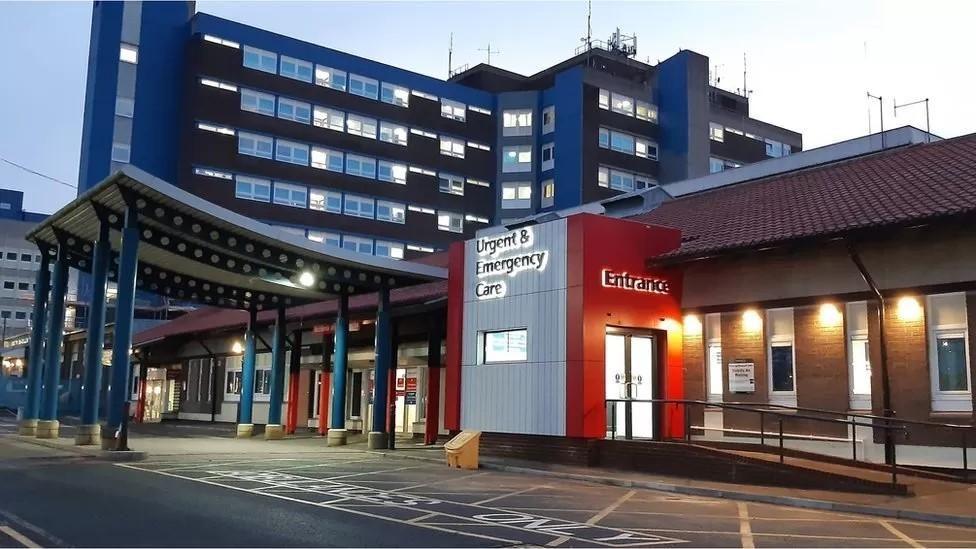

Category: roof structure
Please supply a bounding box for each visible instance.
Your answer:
[633,132,976,263]
[27,167,446,311]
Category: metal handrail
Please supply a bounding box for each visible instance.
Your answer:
[721,400,976,430]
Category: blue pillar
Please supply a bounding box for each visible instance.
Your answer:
[37,246,69,438]
[368,288,392,449]
[237,308,258,437]
[19,250,50,434]
[265,307,286,439]
[77,221,110,444]
[327,294,349,446]
[105,207,139,444]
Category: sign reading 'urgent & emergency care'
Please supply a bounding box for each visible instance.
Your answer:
[474,227,549,300]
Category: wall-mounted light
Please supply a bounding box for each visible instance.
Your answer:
[742,309,762,332]
[819,303,843,327]
[683,314,702,336]
[231,341,243,354]
[298,271,315,287]
[897,296,922,322]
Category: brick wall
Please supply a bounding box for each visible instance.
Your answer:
[721,311,766,432]
[794,305,848,438]
[683,325,705,430]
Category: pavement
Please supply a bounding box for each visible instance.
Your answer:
[4,416,976,547]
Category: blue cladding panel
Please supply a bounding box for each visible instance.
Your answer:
[191,13,494,109]
[656,52,691,180]
[552,67,583,210]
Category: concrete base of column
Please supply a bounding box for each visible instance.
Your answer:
[74,424,101,446]
[35,420,60,439]
[236,423,254,438]
[367,431,389,450]
[326,429,348,447]
[264,424,284,440]
[17,419,38,436]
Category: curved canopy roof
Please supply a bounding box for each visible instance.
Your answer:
[27,167,446,310]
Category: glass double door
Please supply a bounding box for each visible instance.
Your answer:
[605,330,656,439]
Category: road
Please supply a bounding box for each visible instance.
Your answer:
[2,432,976,547]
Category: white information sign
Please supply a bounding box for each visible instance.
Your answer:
[728,362,755,393]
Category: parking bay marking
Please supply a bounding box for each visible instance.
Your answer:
[120,465,686,547]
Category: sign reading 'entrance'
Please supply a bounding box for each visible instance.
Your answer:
[601,269,670,295]
[474,227,549,300]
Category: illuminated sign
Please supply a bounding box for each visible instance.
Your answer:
[474,227,548,300]
[601,269,670,295]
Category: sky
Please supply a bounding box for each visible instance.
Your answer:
[0,0,973,214]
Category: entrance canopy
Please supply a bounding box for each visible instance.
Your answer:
[27,167,446,310]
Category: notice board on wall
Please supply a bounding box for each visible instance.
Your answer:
[728,361,756,393]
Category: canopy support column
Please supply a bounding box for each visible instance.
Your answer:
[237,308,258,438]
[327,294,349,446]
[368,287,392,450]
[77,221,110,445]
[18,249,50,436]
[103,207,139,450]
[37,246,69,439]
[265,307,287,440]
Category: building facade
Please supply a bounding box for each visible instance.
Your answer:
[0,190,54,345]
[79,1,801,264]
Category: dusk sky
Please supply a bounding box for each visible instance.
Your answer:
[1,0,972,213]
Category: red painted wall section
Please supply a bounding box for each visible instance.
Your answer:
[444,241,465,431]
[565,214,685,439]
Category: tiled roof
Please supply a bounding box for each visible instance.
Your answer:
[133,280,447,345]
[631,133,976,262]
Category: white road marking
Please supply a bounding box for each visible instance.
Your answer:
[0,526,40,548]
[548,489,638,548]
[880,520,925,548]
[737,502,755,549]
[391,471,491,492]
[475,484,549,505]
[0,510,65,548]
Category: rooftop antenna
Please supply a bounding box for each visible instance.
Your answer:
[606,27,637,57]
[894,97,932,143]
[585,0,592,51]
[867,91,885,148]
[736,53,753,98]
[478,42,500,65]
[448,33,453,77]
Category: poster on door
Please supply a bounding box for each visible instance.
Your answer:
[728,361,755,393]
[406,377,417,391]
[405,391,417,405]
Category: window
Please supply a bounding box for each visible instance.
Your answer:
[846,302,871,410]
[541,143,555,171]
[311,147,343,172]
[238,132,274,159]
[313,106,344,132]
[636,101,658,123]
[767,308,795,405]
[243,45,277,74]
[483,329,527,363]
[17,282,28,291]
[346,114,377,139]
[610,92,634,116]
[241,89,275,116]
[275,139,309,166]
[255,368,272,395]
[766,139,787,158]
[439,137,465,159]
[377,161,407,184]
[197,122,234,136]
[315,65,347,91]
[203,35,239,49]
[705,313,723,402]
[200,78,237,92]
[541,179,554,208]
[375,240,404,260]
[636,138,658,160]
[438,174,464,196]
[379,122,408,146]
[501,182,532,209]
[119,43,138,64]
[2,281,13,290]
[343,194,375,219]
[709,122,725,142]
[277,97,311,124]
[345,154,376,179]
[441,99,466,122]
[710,156,740,174]
[19,254,30,262]
[502,146,532,173]
[111,142,130,163]
[599,127,610,149]
[235,175,271,202]
[307,230,341,249]
[309,189,342,213]
[342,235,373,255]
[437,211,463,233]
[598,89,610,110]
[272,182,307,208]
[605,168,634,192]
[115,97,134,118]
[542,106,555,134]
[609,131,635,155]
[380,83,409,107]
[279,55,313,82]
[376,201,405,224]
[349,74,379,99]
[502,109,532,136]
[927,293,972,412]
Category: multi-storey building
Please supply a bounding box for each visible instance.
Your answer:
[78,1,801,259]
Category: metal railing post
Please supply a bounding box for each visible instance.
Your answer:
[759,411,765,446]
[851,417,857,461]
[963,430,969,481]
[778,418,784,463]
[891,434,898,487]
[684,402,691,442]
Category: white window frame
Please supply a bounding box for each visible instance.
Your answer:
[243,45,277,74]
[437,211,463,233]
[309,188,342,213]
[277,97,311,124]
[241,89,275,117]
[379,122,408,146]
[343,194,375,219]
[341,235,373,255]
[709,122,725,142]
[119,43,138,64]
[608,168,634,192]
[115,97,134,118]
[636,101,658,123]
[311,146,343,172]
[501,181,532,209]
[927,293,973,412]
[502,109,532,136]
[705,313,723,402]
[272,182,307,208]
[541,143,555,171]
[315,65,347,91]
[346,114,377,139]
[313,106,344,132]
[274,139,309,166]
[598,89,610,110]
[377,161,407,184]
[111,142,130,163]
[608,129,636,155]
[502,145,532,173]
[846,301,872,411]
[541,179,554,208]
[279,55,313,82]
[542,105,555,134]
[235,175,271,203]
[766,308,796,406]
[380,82,409,107]
[610,92,634,116]
[344,154,376,179]
[348,74,379,100]
[308,230,341,249]
[375,240,404,260]
[636,138,658,160]
[441,99,466,122]
[376,200,406,224]
[439,137,465,159]
[438,174,465,196]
